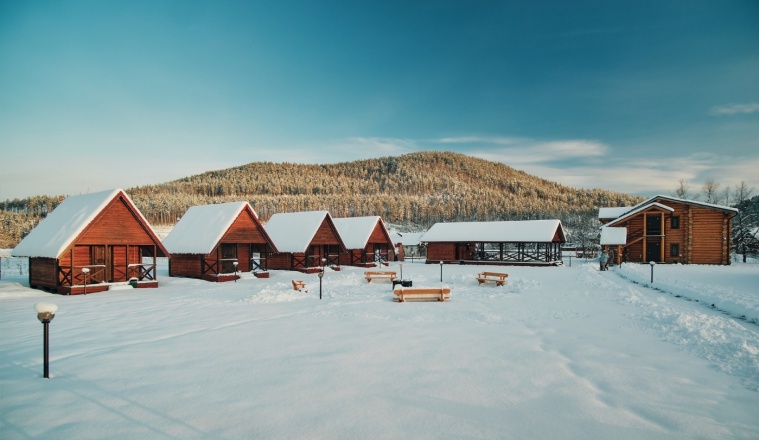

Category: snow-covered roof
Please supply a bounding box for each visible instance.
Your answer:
[600,227,628,245]
[265,211,335,253]
[598,207,633,220]
[389,231,425,246]
[600,195,738,223]
[421,220,565,243]
[333,216,387,250]
[12,189,161,259]
[606,202,675,226]
[162,202,257,255]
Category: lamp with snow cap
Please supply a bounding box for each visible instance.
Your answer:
[439,260,443,282]
[35,302,57,379]
[233,261,238,282]
[81,267,90,295]
[649,260,656,284]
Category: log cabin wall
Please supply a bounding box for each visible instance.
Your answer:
[169,254,203,278]
[29,258,57,289]
[426,243,456,262]
[77,197,155,245]
[267,253,293,270]
[311,219,342,245]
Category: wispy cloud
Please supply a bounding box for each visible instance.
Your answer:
[460,138,609,165]
[709,102,759,116]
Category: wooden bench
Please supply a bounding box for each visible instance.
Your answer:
[292,280,306,291]
[393,286,450,302]
[476,271,508,286]
[365,271,397,283]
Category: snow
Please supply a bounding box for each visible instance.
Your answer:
[162,202,252,254]
[605,202,675,227]
[421,219,564,243]
[599,206,633,220]
[599,195,738,224]
[332,216,384,249]
[2,258,758,439]
[600,227,628,245]
[11,189,122,258]
[264,211,333,253]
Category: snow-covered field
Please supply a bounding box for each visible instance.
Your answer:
[1,258,758,439]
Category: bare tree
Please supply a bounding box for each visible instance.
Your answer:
[702,179,720,204]
[674,179,690,199]
[732,181,757,263]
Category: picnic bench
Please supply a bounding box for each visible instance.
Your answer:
[365,271,397,283]
[393,285,451,302]
[476,271,509,286]
[292,280,306,291]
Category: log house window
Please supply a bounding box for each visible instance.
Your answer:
[670,243,680,257]
[671,216,680,229]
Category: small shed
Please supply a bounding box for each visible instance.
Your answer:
[162,202,277,282]
[265,211,347,273]
[600,226,628,266]
[421,219,566,266]
[11,189,169,294]
[333,216,394,267]
[599,195,738,264]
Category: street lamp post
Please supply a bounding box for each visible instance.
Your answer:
[233,261,238,282]
[439,260,443,282]
[649,261,656,284]
[400,263,403,281]
[35,303,57,379]
[319,257,326,300]
[81,267,90,295]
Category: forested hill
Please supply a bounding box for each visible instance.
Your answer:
[1,151,643,247]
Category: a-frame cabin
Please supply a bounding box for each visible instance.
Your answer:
[333,216,394,267]
[163,202,277,282]
[265,211,347,273]
[599,195,738,265]
[422,220,566,266]
[11,189,169,294]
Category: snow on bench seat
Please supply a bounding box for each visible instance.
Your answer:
[393,285,450,302]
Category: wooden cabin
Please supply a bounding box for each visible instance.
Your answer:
[264,211,347,273]
[599,195,738,265]
[421,220,566,266]
[333,216,394,267]
[390,231,426,261]
[162,202,277,282]
[11,189,169,294]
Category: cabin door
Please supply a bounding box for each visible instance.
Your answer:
[90,245,107,283]
[646,241,661,263]
[220,244,237,274]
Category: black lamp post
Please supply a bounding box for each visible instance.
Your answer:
[439,260,443,282]
[649,260,656,284]
[319,257,326,300]
[233,261,238,282]
[81,267,90,295]
[400,263,403,281]
[35,303,57,379]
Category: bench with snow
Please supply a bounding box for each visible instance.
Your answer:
[365,271,397,283]
[292,280,306,291]
[393,285,450,302]
[476,271,509,286]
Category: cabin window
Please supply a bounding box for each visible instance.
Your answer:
[670,243,680,257]
[671,216,680,229]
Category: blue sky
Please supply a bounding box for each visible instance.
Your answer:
[1,0,757,200]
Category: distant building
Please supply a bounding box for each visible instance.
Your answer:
[421,220,566,266]
[598,195,738,264]
[333,216,394,267]
[11,189,169,294]
[265,211,347,273]
[162,202,277,282]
